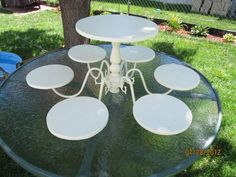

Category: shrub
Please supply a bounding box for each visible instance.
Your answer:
[191,25,209,37]
[101,11,112,15]
[46,0,59,7]
[167,16,183,31]
[223,33,235,43]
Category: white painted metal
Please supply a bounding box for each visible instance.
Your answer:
[122,76,136,104]
[87,60,110,82]
[133,94,192,135]
[109,42,122,93]
[76,15,158,93]
[68,44,106,64]
[154,64,200,91]
[125,68,173,95]
[75,14,158,43]
[26,64,74,90]
[126,68,152,95]
[52,67,105,100]
[46,96,109,140]
[25,14,198,139]
[120,46,155,63]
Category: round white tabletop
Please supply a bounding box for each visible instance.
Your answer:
[68,45,106,63]
[154,64,200,91]
[26,64,74,90]
[46,96,109,140]
[76,14,158,43]
[121,46,155,63]
[133,94,192,135]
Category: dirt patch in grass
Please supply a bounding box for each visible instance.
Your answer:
[2,5,56,16]
[159,24,236,45]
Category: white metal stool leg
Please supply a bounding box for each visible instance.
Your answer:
[87,60,110,84]
[109,42,122,93]
[125,68,173,95]
[52,68,105,99]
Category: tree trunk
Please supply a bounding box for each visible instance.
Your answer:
[59,0,91,48]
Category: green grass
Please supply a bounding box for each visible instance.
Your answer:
[0,9,64,60]
[0,8,236,177]
[91,1,236,31]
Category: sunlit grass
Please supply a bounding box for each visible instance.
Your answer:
[91,1,236,31]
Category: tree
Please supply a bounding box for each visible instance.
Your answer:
[59,0,91,48]
[0,0,6,7]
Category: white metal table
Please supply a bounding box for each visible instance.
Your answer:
[76,14,158,93]
[26,15,203,140]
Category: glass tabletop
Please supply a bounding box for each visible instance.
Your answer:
[0,44,221,177]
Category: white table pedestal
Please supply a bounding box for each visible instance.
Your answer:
[109,42,122,93]
[75,14,159,94]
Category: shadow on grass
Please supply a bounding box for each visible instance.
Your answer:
[176,138,236,177]
[0,29,63,177]
[152,41,198,64]
[0,7,13,14]
[0,28,63,60]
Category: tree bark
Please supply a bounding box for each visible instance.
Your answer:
[59,0,91,48]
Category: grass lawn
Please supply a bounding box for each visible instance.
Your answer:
[0,8,236,177]
[0,9,64,60]
[91,1,236,31]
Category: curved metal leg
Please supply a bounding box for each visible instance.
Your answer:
[126,68,152,95]
[126,68,173,95]
[87,60,110,84]
[52,68,105,99]
[164,89,173,95]
[121,76,136,104]
[120,61,136,78]
[98,80,105,101]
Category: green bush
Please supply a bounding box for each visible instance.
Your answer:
[191,25,209,37]
[46,0,59,7]
[167,16,183,31]
[223,33,235,43]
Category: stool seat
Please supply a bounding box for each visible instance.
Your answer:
[68,44,106,63]
[26,64,74,90]
[154,64,200,91]
[120,46,155,63]
[46,96,109,140]
[133,94,192,135]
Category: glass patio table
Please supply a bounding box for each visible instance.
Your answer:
[0,44,221,177]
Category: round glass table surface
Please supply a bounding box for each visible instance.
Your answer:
[0,45,221,177]
[76,14,158,43]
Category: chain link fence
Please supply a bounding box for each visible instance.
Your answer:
[91,0,236,19]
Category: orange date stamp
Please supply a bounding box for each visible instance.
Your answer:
[185,148,222,156]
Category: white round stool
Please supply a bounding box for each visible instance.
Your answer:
[154,64,200,91]
[68,44,106,63]
[133,94,192,135]
[47,96,109,140]
[26,64,74,89]
[120,46,155,63]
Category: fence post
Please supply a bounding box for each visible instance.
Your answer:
[127,0,131,15]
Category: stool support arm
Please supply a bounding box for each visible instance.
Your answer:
[87,60,110,82]
[125,68,173,95]
[52,68,105,99]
